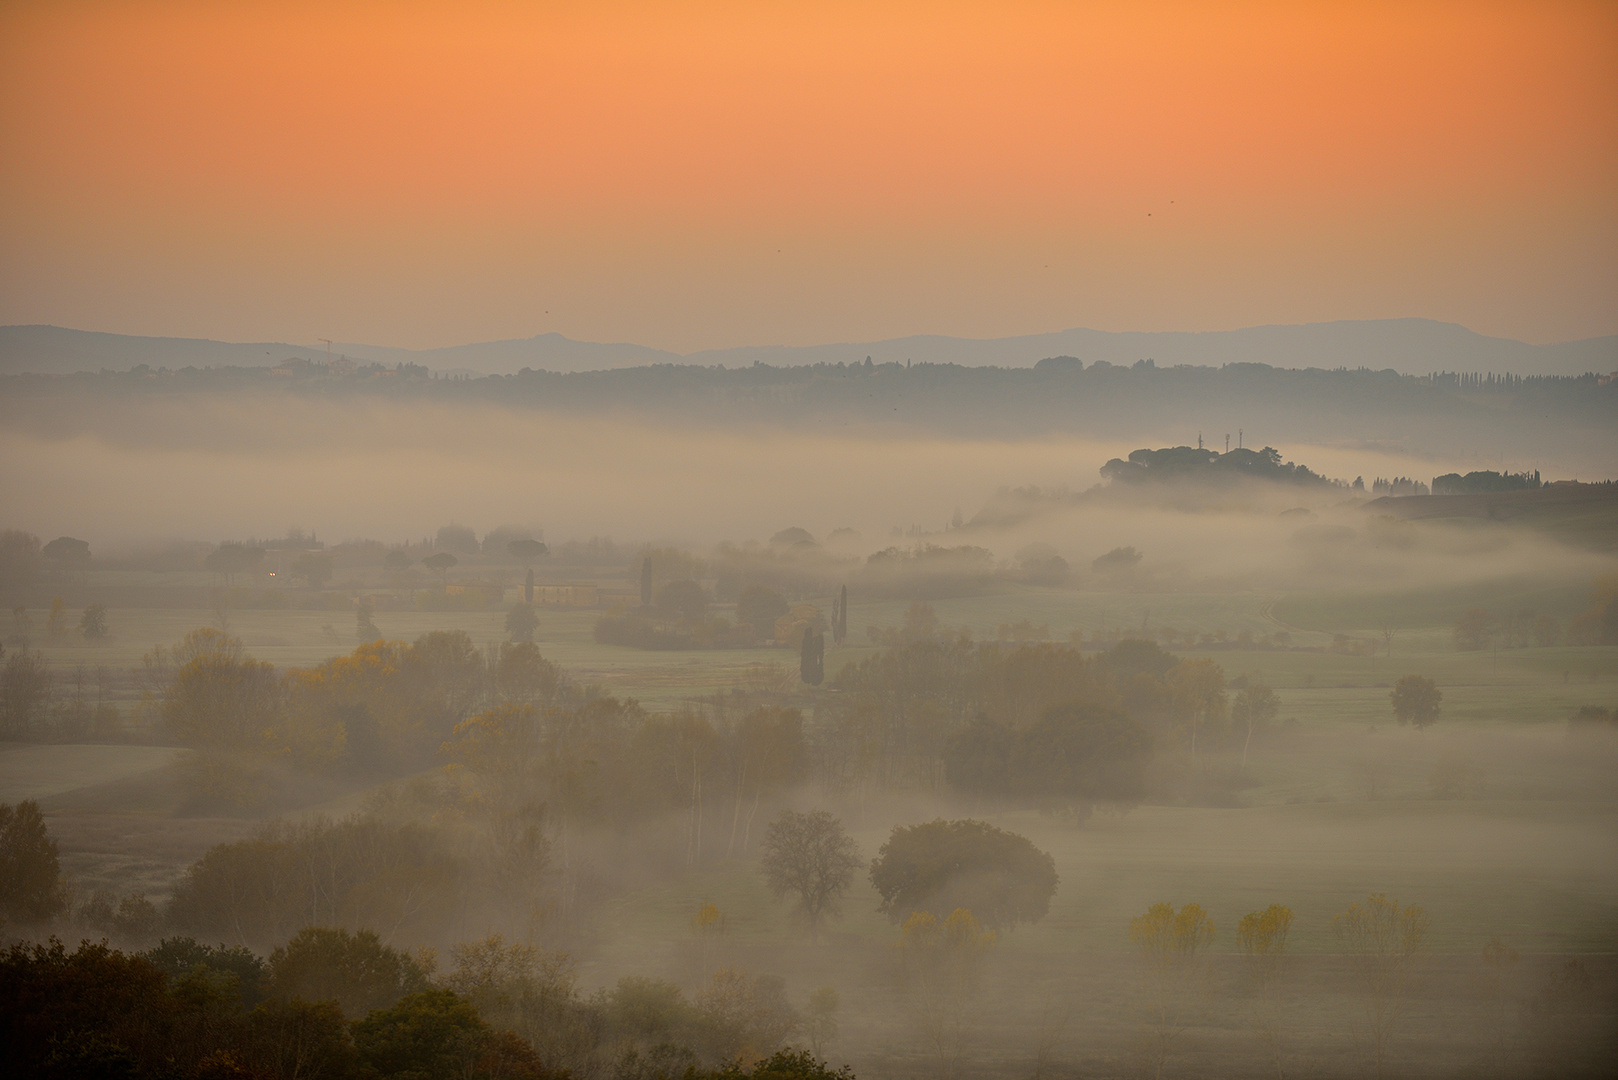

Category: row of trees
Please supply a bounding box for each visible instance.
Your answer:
[814,634,1282,802]
[760,813,1058,941]
[1132,895,1429,1080]
[1453,575,1618,650]
[0,931,853,1080]
[141,628,560,803]
[0,531,92,588]
[0,642,123,741]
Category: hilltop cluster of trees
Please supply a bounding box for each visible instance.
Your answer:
[1101,445,1339,488]
[1370,476,1430,495]
[1432,469,1542,495]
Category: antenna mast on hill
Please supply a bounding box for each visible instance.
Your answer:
[319,338,333,365]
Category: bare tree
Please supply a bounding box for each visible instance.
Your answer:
[1233,682,1279,771]
[759,809,860,940]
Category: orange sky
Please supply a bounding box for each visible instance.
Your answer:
[2,0,1614,351]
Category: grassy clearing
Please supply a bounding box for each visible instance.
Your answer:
[0,743,180,802]
[1272,574,1595,635]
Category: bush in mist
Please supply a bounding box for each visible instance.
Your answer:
[1130,901,1216,1080]
[869,819,1057,931]
[1091,545,1143,578]
[0,799,67,924]
[78,602,109,641]
[1390,675,1442,728]
[1332,894,1430,1080]
[1236,904,1294,1078]
[1015,543,1069,586]
[893,907,997,1079]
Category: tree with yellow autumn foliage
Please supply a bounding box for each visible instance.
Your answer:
[1237,904,1294,1079]
[1332,893,1429,1079]
[896,907,996,1080]
[1130,901,1215,1080]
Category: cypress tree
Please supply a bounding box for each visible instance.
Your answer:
[801,627,824,686]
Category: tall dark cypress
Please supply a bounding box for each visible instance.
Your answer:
[525,568,534,604]
[801,627,824,686]
[836,584,848,645]
[640,556,653,607]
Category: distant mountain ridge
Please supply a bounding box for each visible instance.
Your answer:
[2,319,1613,378]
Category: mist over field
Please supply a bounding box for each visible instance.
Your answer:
[3,354,1617,1080]
[5,2,1618,1078]
[0,398,1485,546]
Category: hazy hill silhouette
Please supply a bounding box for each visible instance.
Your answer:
[3,319,1612,378]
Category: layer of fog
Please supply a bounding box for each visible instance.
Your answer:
[0,393,1533,549]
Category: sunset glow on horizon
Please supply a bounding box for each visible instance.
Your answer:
[3,0,1614,351]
